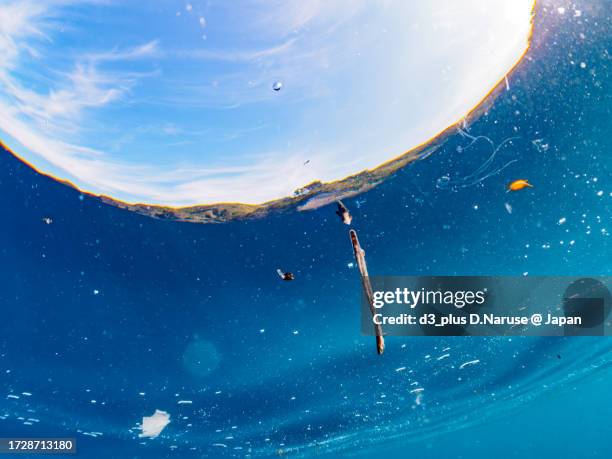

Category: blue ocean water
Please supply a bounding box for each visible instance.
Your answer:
[0,2,611,458]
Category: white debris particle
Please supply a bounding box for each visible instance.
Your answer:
[504,203,512,214]
[596,190,603,196]
[436,353,450,361]
[21,392,32,397]
[574,9,582,17]
[532,138,549,152]
[459,359,481,369]
[139,409,170,438]
[409,388,424,394]
[7,394,19,399]
[580,62,586,69]
[557,7,565,14]
[177,400,192,405]
[213,443,228,448]
[395,367,406,372]
[558,217,566,225]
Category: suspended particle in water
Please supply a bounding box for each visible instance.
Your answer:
[272,81,283,91]
[532,138,549,152]
[504,203,513,214]
[436,175,451,190]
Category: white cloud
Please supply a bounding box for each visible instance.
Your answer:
[85,40,161,62]
[0,1,47,67]
[178,38,296,62]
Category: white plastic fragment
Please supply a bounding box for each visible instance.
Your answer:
[459,359,481,369]
[139,409,170,438]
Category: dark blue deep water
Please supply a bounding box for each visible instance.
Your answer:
[0,2,610,458]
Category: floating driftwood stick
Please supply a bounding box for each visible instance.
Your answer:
[349,229,385,355]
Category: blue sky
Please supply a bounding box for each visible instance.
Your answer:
[0,0,534,205]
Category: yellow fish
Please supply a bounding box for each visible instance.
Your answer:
[507,179,533,192]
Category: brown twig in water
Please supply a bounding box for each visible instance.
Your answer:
[349,229,384,354]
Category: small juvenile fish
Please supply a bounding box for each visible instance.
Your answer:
[276,269,295,281]
[336,200,352,225]
[507,179,533,192]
